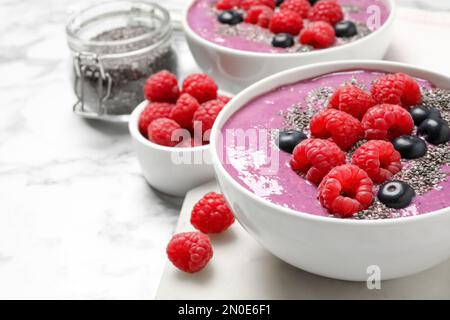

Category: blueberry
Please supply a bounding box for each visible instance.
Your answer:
[218,10,243,25]
[410,106,442,126]
[418,118,450,145]
[334,21,358,38]
[277,130,307,153]
[377,181,415,209]
[272,33,295,48]
[392,135,427,159]
[276,0,285,6]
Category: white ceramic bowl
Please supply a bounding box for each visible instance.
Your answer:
[182,0,396,93]
[129,100,214,197]
[210,60,450,281]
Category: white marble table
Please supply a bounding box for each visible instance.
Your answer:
[0,0,448,300]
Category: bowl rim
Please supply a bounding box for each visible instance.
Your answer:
[181,0,396,59]
[210,60,450,226]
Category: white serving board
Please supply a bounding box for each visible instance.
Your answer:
[156,181,450,299]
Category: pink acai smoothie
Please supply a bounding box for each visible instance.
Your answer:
[220,70,450,219]
[187,0,391,53]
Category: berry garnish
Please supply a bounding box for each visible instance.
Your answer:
[391,135,427,159]
[308,0,343,26]
[361,104,414,141]
[170,93,200,130]
[218,10,244,25]
[318,164,374,217]
[269,9,304,36]
[272,33,295,48]
[299,21,335,49]
[377,180,415,209]
[310,108,363,150]
[138,102,173,137]
[166,232,213,273]
[144,70,179,103]
[191,192,235,234]
[193,99,225,135]
[147,118,182,147]
[217,95,232,105]
[280,0,311,18]
[418,118,450,145]
[328,85,375,120]
[371,73,422,108]
[290,138,346,185]
[240,0,276,10]
[409,106,442,126]
[334,20,357,38]
[351,140,402,184]
[182,73,218,104]
[216,0,241,10]
[244,5,274,28]
[277,130,307,153]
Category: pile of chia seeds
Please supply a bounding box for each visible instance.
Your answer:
[281,84,450,220]
[75,26,178,116]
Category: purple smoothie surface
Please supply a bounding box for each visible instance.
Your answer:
[220,70,450,219]
[187,0,390,53]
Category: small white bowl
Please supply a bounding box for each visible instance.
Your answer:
[210,60,450,281]
[182,0,396,93]
[129,101,214,197]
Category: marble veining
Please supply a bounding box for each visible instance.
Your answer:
[0,0,447,299]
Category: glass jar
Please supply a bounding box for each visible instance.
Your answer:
[66,1,177,122]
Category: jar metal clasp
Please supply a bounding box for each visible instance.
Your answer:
[73,52,112,118]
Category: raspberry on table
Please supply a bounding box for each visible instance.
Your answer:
[144,70,180,103]
[244,5,274,28]
[147,117,182,147]
[310,108,363,150]
[191,192,235,234]
[269,9,304,36]
[182,73,218,104]
[328,85,376,120]
[371,73,422,107]
[218,95,232,105]
[240,0,276,10]
[318,164,374,217]
[170,93,200,130]
[299,21,335,49]
[308,0,343,25]
[290,138,346,185]
[351,140,402,183]
[280,0,311,18]
[138,102,173,137]
[193,99,225,135]
[361,104,414,141]
[166,232,213,273]
[216,0,241,10]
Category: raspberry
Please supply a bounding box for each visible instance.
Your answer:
[182,73,218,104]
[318,164,374,217]
[138,102,173,137]
[166,232,213,273]
[218,95,232,105]
[244,5,274,28]
[299,21,335,49]
[290,138,346,185]
[240,0,276,10]
[269,10,304,36]
[308,0,343,25]
[191,192,235,233]
[216,0,241,10]
[170,93,200,129]
[280,0,311,18]
[371,73,422,107]
[147,117,181,147]
[328,85,376,120]
[361,104,414,141]
[310,108,363,150]
[193,100,224,134]
[351,140,402,184]
[144,70,179,103]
